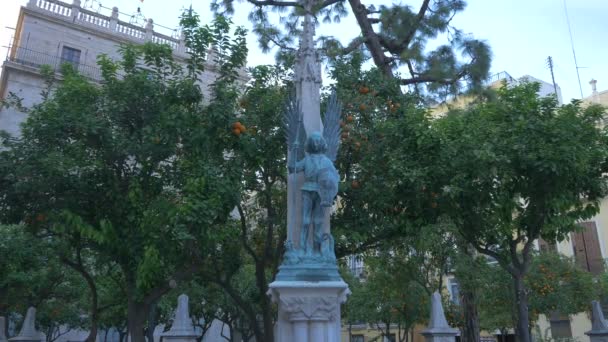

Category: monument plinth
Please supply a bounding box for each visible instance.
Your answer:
[9,308,41,342]
[161,294,198,342]
[268,0,349,340]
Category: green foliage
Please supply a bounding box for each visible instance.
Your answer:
[327,55,441,256]
[434,83,607,341]
[449,251,598,333]
[0,12,248,341]
[436,82,608,267]
[0,225,88,337]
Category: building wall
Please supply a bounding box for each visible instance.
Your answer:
[1,0,244,137]
[0,65,46,136]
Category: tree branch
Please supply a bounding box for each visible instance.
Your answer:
[237,203,259,263]
[247,0,300,7]
[347,0,393,77]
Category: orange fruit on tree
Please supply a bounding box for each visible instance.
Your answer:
[359,104,367,111]
[351,180,360,189]
[232,128,241,136]
[346,115,354,123]
[359,86,370,94]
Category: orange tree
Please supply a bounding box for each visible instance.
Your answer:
[434,83,608,342]
[446,251,596,337]
[0,12,247,342]
[328,52,442,257]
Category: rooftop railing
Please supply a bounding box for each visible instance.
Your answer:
[26,0,186,56]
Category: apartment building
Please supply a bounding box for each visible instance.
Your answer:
[0,0,241,137]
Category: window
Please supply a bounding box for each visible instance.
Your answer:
[449,278,460,305]
[61,46,81,68]
[351,335,364,342]
[538,238,557,253]
[549,312,572,339]
[572,221,605,275]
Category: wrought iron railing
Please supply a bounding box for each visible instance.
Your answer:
[7,46,103,81]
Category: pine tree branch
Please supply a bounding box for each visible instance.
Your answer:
[321,0,345,7]
[247,0,300,7]
[377,0,431,54]
[347,0,393,77]
[341,36,365,54]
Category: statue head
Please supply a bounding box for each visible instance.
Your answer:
[305,131,327,154]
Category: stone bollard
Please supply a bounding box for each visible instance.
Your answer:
[421,292,459,342]
[9,308,42,342]
[161,294,198,342]
[0,316,7,342]
[585,300,608,342]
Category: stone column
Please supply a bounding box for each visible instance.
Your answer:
[268,281,349,342]
[71,0,80,22]
[27,0,37,8]
[145,19,154,41]
[0,316,7,342]
[109,7,119,31]
[421,292,459,342]
[177,31,187,56]
[9,308,42,342]
[586,300,608,342]
[161,295,198,342]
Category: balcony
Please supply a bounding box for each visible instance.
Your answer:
[6,46,103,81]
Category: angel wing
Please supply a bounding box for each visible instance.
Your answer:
[322,91,342,162]
[284,92,306,162]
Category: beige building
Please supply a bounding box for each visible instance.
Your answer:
[0,0,236,137]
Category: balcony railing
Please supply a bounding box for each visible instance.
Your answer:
[7,46,103,81]
[26,0,186,55]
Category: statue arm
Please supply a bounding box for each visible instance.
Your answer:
[288,159,306,173]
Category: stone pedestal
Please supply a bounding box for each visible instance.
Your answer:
[161,295,198,342]
[586,300,608,342]
[421,292,458,342]
[9,308,41,342]
[268,281,349,342]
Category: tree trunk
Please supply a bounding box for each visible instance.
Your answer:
[513,273,530,342]
[255,261,273,342]
[61,251,99,342]
[127,297,150,342]
[146,301,158,342]
[460,288,480,342]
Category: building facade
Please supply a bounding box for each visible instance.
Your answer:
[0,0,236,137]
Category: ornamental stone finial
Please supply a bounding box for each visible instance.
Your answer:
[9,307,41,342]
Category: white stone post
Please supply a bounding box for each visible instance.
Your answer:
[268,281,349,342]
[71,0,80,22]
[421,292,459,342]
[109,7,119,31]
[177,31,187,55]
[145,19,154,41]
[0,316,7,342]
[9,308,42,342]
[586,300,608,342]
[161,294,198,342]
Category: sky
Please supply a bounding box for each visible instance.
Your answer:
[1,0,607,102]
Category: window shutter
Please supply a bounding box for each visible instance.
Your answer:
[572,222,605,274]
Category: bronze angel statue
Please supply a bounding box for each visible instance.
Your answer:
[285,92,342,259]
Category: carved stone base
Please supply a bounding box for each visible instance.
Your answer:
[275,260,341,282]
[268,281,350,342]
